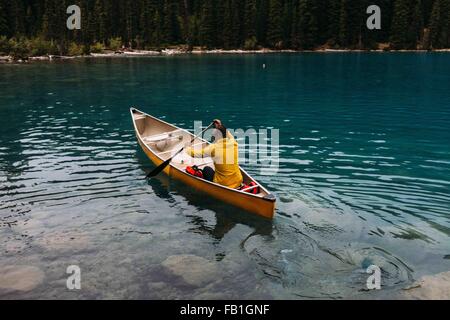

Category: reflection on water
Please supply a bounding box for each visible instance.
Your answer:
[1,54,450,299]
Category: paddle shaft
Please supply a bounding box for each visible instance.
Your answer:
[146,122,214,178]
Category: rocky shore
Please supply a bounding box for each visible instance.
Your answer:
[2,47,450,64]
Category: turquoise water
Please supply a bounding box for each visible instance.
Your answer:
[0,54,449,299]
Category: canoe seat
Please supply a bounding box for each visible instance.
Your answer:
[133,114,146,120]
[143,130,184,143]
[156,142,205,156]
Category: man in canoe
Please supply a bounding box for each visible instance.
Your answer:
[186,120,243,189]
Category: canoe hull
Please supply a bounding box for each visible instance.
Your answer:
[132,108,276,219]
[137,136,275,219]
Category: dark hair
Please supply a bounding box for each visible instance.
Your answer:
[216,124,227,139]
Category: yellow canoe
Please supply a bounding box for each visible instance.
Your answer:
[130,107,276,219]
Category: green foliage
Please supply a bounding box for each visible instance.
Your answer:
[68,42,85,56]
[244,36,258,50]
[25,37,58,56]
[109,37,123,51]
[8,37,30,60]
[90,42,105,53]
[0,35,10,54]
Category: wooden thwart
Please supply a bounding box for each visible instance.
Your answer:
[143,129,184,143]
[157,142,205,156]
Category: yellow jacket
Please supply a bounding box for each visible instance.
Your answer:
[186,132,243,189]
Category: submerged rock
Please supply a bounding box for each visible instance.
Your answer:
[14,218,45,237]
[402,271,450,300]
[4,240,29,254]
[37,231,90,252]
[161,255,220,287]
[0,265,45,292]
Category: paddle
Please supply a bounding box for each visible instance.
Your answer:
[146,122,214,178]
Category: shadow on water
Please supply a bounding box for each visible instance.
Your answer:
[170,177,274,243]
[135,149,273,245]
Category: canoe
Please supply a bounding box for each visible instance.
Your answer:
[130,107,276,219]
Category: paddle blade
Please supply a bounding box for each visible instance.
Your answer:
[146,158,172,178]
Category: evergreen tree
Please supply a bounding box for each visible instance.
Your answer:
[244,0,257,41]
[327,0,341,46]
[282,0,293,47]
[390,0,412,49]
[294,0,318,49]
[199,0,216,48]
[231,0,243,47]
[267,0,283,48]
[256,0,269,45]
[181,0,192,49]
[346,0,366,48]
[0,0,8,36]
[222,0,233,49]
[411,0,424,47]
[447,0,450,46]
[429,0,442,48]
[291,0,300,49]
[338,0,348,47]
[42,0,58,40]
[152,9,162,48]
[162,0,180,45]
[139,0,152,45]
[315,0,330,44]
[93,0,107,43]
[120,0,138,47]
[103,0,113,41]
[12,0,25,36]
[438,0,450,48]
[55,0,69,53]
[79,0,91,47]
[25,4,34,37]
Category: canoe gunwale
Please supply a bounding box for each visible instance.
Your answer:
[130,107,276,204]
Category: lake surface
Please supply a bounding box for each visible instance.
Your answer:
[0,53,449,299]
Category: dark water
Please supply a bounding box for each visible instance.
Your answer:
[0,54,449,299]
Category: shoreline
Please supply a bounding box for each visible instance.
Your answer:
[1,47,450,64]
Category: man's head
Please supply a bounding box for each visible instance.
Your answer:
[212,119,227,141]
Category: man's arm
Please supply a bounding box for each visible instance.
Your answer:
[186,144,215,158]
